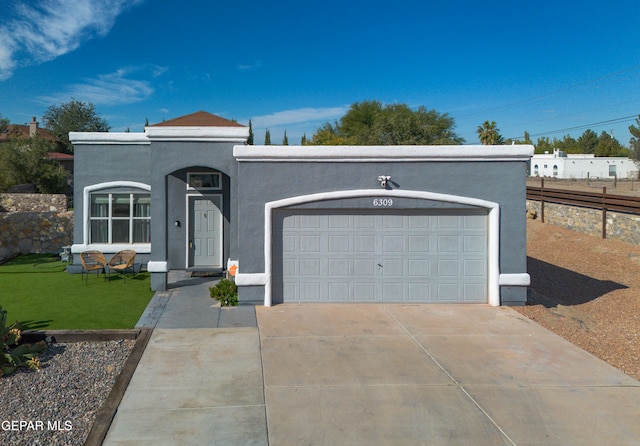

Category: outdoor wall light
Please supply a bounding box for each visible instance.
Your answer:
[174,220,181,227]
[377,175,391,188]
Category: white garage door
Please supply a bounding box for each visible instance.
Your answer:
[272,210,487,303]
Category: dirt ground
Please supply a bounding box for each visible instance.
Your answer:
[514,218,640,381]
[526,177,640,197]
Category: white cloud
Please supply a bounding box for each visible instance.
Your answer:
[0,0,143,80]
[247,106,349,144]
[236,60,262,71]
[37,65,163,106]
[250,106,348,129]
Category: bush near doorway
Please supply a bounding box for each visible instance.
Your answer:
[209,279,238,307]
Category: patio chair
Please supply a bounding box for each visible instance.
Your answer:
[80,251,107,285]
[107,250,136,283]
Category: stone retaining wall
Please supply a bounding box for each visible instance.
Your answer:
[0,193,68,213]
[0,211,73,259]
[526,200,640,245]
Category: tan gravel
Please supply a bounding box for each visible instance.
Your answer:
[514,218,640,381]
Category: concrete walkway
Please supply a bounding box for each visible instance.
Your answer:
[103,273,640,445]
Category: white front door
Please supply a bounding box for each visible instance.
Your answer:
[189,196,222,267]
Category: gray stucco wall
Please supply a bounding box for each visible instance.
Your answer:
[236,159,529,305]
[148,140,240,290]
[72,142,151,262]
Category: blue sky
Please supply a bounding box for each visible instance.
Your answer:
[0,0,639,145]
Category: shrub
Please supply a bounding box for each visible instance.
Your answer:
[209,279,238,307]
[1,305,46,376]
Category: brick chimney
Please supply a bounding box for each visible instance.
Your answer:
[29,116,38,137]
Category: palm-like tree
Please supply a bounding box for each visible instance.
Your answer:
[477,120,504,145]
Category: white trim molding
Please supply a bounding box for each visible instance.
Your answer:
[499,273,531,286]
[243,189,503,307]
[70,132,149,145]
[235,273,268,286]
[145,126,249,142]
[234,144,534,162]
[147,261,168,273]
[72,243,150,254]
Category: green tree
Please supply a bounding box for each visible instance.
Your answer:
[247,120,254,145]
[0,136,67,193]
[282,129,288,146]
[43,99,110,153]
[629,115,640,167]
[301,133,307,145]
[595,131,627,157]
[264,129,271,145]
[534,137,553,154]
[476,121,504,145]
[310,122,350,145]
[576,129,598,154]
[310,100,463,145]
[0,113,9,133]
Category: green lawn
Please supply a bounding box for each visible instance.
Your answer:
[0,254,155,330]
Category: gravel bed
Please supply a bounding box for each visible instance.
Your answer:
[515,219,640,381]
[0,340,134,446]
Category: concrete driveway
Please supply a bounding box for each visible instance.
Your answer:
[257,304,640,446]
[104,278,640,446]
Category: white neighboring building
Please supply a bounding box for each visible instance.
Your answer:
[530,149,638,179]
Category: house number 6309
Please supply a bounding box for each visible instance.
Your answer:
[373,198,393,207]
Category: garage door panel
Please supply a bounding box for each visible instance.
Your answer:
[464,284,487,301]
[437,283,460,301]
[328,235,350,252]
[382,259,404,276]
[354,215,375,228]
[382,235,405,252]
[299,215,321,228]
[328,214,350,228]
[408,235,430,252]
[437,260,459,277]
[274,210,487,303]
[299,282,321,300]
[437,215,460,228]
[382,283,405,301]
[464,259,485,277]
[353,259,375,277]
[437,235,461,253]
[409,283,430,300]
[409,259,430,276]
[354,236,375,252]
[464,214,486,228]
[464,235,485,252]
[329,259,350,276]
[299,236,320,252]
[354,282,375,301]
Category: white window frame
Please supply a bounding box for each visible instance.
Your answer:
[89,193,150,244]
[72,181,151,254]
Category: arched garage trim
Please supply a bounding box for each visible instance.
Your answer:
[236,189,509,307]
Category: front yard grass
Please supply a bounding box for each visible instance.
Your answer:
[0,254,155,330]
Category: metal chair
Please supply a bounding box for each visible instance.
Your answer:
[107,250,136,283]
[80,251,106,284]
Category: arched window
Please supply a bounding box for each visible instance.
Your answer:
[533,164,539,175]
[553,165,558,176]
[83,181,151,247]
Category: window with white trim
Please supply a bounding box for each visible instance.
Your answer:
[187,172,221,190]
[90,193,150,244]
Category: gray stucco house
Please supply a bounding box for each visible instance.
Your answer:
[70,111,533,306]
